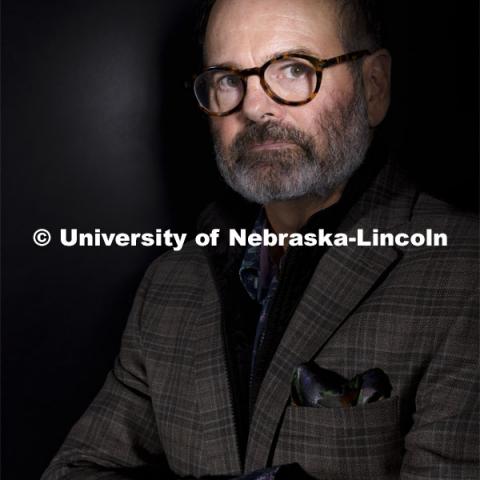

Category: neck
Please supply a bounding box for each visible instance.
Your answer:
[264,187,344,235]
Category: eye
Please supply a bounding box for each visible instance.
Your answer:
[217,74,242,90]
[283,62,311,79]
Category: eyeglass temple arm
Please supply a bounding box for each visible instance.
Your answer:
[319,49,370,69]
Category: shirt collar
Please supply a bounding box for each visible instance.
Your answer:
[238,209,279,304]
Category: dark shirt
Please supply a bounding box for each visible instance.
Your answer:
[244,198,350,416]
[239,210,282,398]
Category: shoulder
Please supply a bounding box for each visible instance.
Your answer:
[407,192,478,256]
[136,241,214,323]
[394,192,478,294]
[411,192,478,239]
[145,240,211,285]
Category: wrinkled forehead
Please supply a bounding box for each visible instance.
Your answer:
[204,0,343,67]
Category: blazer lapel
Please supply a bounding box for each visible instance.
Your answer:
[244,156,417,470]
[244,241,401,471]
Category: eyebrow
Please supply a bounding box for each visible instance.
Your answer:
[206,47,321,70]
[276,48,318,58]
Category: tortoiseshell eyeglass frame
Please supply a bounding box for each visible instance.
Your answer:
[193,49,370,117]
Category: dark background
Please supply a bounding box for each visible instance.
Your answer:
[1,1,478,479]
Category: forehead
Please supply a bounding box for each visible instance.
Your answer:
[205,0,343,67]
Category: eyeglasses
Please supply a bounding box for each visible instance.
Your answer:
[193,50,370,117]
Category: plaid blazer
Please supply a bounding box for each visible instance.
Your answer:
[42,160,479,480]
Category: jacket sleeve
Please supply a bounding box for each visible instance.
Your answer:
[400,293,479,480]
[41,260,175,480]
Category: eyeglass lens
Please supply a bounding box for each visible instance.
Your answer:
[194,56,318,115]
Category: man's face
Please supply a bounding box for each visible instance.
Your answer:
[204,0,372,204]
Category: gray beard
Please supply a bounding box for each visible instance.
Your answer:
[213,86,372,204]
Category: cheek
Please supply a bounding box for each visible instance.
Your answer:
[288,107,320,133]
[287,76,355,133]
[211,117,241,149]
[285,102,328,139]
[315,68,356,110]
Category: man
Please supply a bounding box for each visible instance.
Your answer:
[42,0,478,479]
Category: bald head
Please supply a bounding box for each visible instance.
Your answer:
[206,0,341,65]
[199,0,383,65]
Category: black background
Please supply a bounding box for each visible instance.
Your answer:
[1,1,478,479]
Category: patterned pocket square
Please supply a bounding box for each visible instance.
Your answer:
[291,361,392,408]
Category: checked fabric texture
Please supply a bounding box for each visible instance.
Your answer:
[42,159,479,480]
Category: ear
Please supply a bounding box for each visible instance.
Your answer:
[362,49,391,127]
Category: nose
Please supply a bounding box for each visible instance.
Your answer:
[241,75,285,122]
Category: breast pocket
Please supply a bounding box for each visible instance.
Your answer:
[272,396,402,480]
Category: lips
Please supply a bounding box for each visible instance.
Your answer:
[249,141,297,151]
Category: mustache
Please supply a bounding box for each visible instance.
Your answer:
[230,121,315,159]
